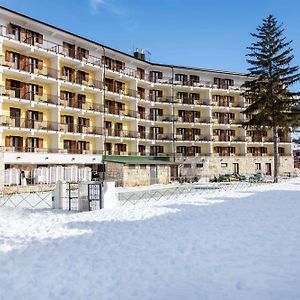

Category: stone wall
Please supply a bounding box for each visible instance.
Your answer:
[106,163,171,187]
[176,155,295,178]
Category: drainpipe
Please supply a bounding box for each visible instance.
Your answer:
[171,66,175,163]
[101,45,106,180]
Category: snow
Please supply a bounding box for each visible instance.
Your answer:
[0,180,300,299]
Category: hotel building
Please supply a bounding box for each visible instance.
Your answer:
[0,6,294,187]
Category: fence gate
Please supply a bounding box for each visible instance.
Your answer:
[67,183,79,211]
[88,183,103,211]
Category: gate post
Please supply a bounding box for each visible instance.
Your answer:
[52,181,67,209]
[102,181,118,209]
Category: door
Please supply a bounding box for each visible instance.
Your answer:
[265,163,272,176]
[233,163,239,174]
[170,165,178,180]
[10,108,21,127]
[150,165,157,185]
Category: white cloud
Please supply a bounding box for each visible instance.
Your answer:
[90,0,105,12]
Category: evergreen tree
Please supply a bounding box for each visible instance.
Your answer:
[243,15,300,183]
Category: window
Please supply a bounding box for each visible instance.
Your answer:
[137,68,145,80]
[140,164,147,169]
[190,75,200,84]
[63,42,75,58]
[149,71,163,82]
[221,163,228,168]
[77,46,89,60]
[183,164,192,168]
[62,66,74,82]
[128,165,135,169]
[175,74,188,85]
[5,136,23,151]
[196,163,203,168]
[150,90,163,101]
[255,163,261,171]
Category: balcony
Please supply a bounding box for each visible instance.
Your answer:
[148,76,172,84]
[1,145,103,155]
[105,84,136,98]
[60,75,103,89]
[149,114,175,122]
[2,88,59,105]
[105,129,139,139]
[59,99,104,112]
[148,95,174,103]
[2,59,59,79]
[0,115,59,131]
[0,25,103,67]
[149,133,173,140]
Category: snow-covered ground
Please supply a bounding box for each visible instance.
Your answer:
[0,180,300,300]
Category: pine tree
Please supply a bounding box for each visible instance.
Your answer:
[243,15,300,183]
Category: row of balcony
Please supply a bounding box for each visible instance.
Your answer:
[0,25,245,90]
[0,116,290,143]
[2,89,245,124]
[0,145,290,158]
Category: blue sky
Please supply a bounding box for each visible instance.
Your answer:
[1,0,300,81]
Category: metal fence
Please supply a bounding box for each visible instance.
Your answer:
[0,185,54,208]
[117,180,276,207]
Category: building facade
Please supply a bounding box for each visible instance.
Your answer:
[0,7,294,187]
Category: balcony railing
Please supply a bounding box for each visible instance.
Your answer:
[149,114,175,122]
[0,25,103,67]
[175,134,211,141]
[1,146,103,155]
[59,98,104,112]
[0,26,247,92]
[176,116,210,123]
[211,118,243,124]
[60,75,103,89]
[2,59,59,79]
[105,83,137,98]
[0,115,59,131]
[2,88,59,105]
[59,123,104,135]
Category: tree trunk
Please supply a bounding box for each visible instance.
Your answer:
[273,126,279,183]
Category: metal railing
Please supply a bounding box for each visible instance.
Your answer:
[0,115,59,131]
[0,25,247,92]
[117,180,276,206]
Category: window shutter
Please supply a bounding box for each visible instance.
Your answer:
[158,72,163,79]
[71,141,76,151]
[86,142,90,151]
[24,57,30,72]
[85,72,89,82]
[160,127,163,134]
[7,23,13,34]
[5,51,10,62]
[122,144,126,152]
[158,90,163,97]
[86,119,90,127]
[38,85,43,96]
[38,59,43,70]
[5,136,10,147]
[38,112,43,122]
[19,55,25,70]
[38,138,43,149]
[25,83,30,100]
[20,82,26,99]
[5,79,11,90]
[71,93,76,106]
[25,137,29,150]
[60,115,65,124]
[37,34,43,44]
[60,91,65,100]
